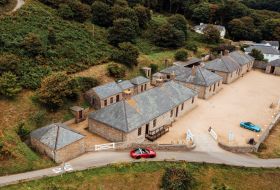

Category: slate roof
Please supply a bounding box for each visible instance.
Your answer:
[30,123,85,150]
[268,59,280,67]
[88,82,122,100]
[160,65,189,76]
[89,81,197,132]
[204,56,241,73]
[130,76,149,85]
[175,67,222,87]
[245,45,280,55]
[229,51,254,66]
[173,57,201,67]
[152,72,165,77]
[261,40,279,47]
[117,80,134,90]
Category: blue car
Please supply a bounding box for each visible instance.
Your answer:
[240,122,261,132]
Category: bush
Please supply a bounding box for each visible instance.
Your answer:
[162,168,195,190]
[168,14,188,38]
[91,1,112,27]
[30,111,46,127]
[150,63,158,74]
[174,49,188,61]
[16,122,30,140]
[21,33,45,57]
[249,48,264,61]
[75,76,99,92]
[202,25,220,43]
[212,44,236,54]
[107,63,126,78]
[185,43,198,53]
[0,53,20,74]
[0,72,22,98]
[111,42,139,67]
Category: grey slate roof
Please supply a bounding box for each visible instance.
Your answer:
[30,123,85,150]
[268,59,280,67]
[117,80,134,90]
[130,76,149,85]
[175,67,222,87]
[89,81,197,132]
[90,82,122,99]
[204,56,240,73]
[173,57,201,67]
[261,40,279,47]
[160,65,189,76]
[229,51,254,66]
[245,45,280,55]
[152,72,165,77]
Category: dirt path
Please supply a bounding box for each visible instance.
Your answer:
[11,0,24,12]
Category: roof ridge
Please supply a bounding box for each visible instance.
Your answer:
[197,67,207,85]
[53,124,60,151]
[221,57,231,72]
[122,100,129,132]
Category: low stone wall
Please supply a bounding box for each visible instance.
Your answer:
[253,61,267,70]
[114,142,194,151]
[218,111,280,153]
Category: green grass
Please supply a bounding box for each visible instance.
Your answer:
[2,161,280,190]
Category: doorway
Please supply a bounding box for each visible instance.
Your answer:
[270,66,275,74]
[145,124,149,134]
[175,107,179,117]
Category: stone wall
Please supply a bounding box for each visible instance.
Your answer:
[266,65,280,76]
[31,138,54,160]
[114,142,194,151]
[254,61,267,70]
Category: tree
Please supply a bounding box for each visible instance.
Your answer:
[111,42,139,67]
[168,14,188,38]
[70,1,92,23]
[249,49,264,61]
[127,0,143,7]
[162,168,194,190]
[152,23,185,48]
[107,63,126,78]
[37,72,76,110]
[91,1,112,27]
[0,72,22,98]
[0,0,9,6]
[133,5,151,29]
[108,18,137,45]
[48,27,57,45]
[22,33,44,57]
[263,19,280,42]
[58,3,74,20]
[0,53,20,74]
[174,49,188,61]
[75,76,99,92]
[202,25,220,43]
[191,3,210,24]
[219,0,250,23]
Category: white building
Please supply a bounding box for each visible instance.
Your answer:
[244,44,280,62]
[261,41,279,50]
[194,23,226,39]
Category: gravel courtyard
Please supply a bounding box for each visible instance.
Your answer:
[157,70,280,152]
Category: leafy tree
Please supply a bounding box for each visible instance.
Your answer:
[114,0,128,7]
[162,168,195,190]
[0,0,8,6]
[107,63,126,78]
[91,1,112,27]
[263,19,280,42]
[168,14,188,37]
[70,1,92,23]
[219,0,250,23]
[108,18,137,45]
[152,23,185,48]
[174,49,188,61]
[0,53,20,74]
[21,33,45,57]
[81,0,94,5]
[212,44,236,54]
[111,42,139,67]
[191,3,210,24]
[37,72,76,110]
[133,4,151,29]
[249,49,264,61]
[0,72,22,98]
[58,3,74,20]
[202,25,220,43]
[150,63,158,74]
[127,0,143,7]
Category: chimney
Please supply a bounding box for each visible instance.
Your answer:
[123,89,132,100]
[191,66,197,77]
[170,71,176,80]
[224,50,229,56]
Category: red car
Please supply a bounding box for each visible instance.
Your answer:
[130,148,156,159]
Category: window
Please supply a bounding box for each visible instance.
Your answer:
[110,97,113,104]
[170,110,173,117]
[141,85,143,92]
[138,127,142,136]
[209,86,211,92]
[153,119,157,128]
[192,97,195,104]
[116,95,120,102]
[181,103,184,110]
[144,84,147,90]
[218,82,220,87]
[104,99,107,106]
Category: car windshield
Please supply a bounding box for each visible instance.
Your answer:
[134,148,142,154]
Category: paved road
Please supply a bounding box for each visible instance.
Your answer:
[1,150,280,187]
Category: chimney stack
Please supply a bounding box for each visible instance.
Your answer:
[170,71,176,80]
[191,66,197,76]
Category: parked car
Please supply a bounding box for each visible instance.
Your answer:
[130,148,156,159]
[240,122,261,132]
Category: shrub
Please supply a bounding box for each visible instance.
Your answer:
[202,25,220,43]
[0,72,22,98]
[107,63,126,78]
[58,3,74,20]
[21,33,45,57]
[16,122,30,140]
[212,44,236,54]
[174,49,188,61]
[249,48,264,61]
[30,111,46,127]
[133,5,151,29]
[75,76,99,92]
[91,1,112,27]
[162,168,195,190]
[111,42,139,67]
[168,14,188,38]
[185,43,198,53]
[150,63,158,74]
[0,53,20,74]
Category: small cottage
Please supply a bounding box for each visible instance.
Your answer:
[229,51,254,76]
[244,45,280,62]
[266,59,280,75]
[30,123,85,163]
[88,81,198,143]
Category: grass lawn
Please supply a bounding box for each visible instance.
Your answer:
[2,161,280,190]
[256,123,280,159]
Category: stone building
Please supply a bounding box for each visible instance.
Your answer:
[229,51,255,76]
[85,76,150,109]
[30,123,85,163]
[175,66,223,99]
[88,81,198,143]
[266,59,280,75]
[244,44,280,62]
[204,54,241,84]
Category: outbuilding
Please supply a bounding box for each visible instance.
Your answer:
[266,59,280,75]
